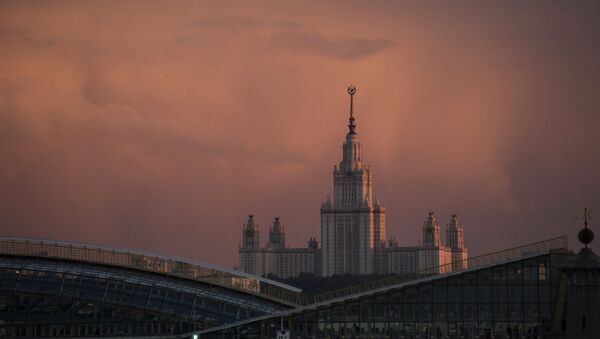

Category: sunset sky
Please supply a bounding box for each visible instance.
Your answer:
[1,1,599,267]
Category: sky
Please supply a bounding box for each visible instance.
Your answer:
[1,1,599,267]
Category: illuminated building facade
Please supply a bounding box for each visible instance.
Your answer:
[239,216,321,278]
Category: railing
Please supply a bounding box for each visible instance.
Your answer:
[0,236,302,307]
[0,235,569,307]
[303,235,568,305]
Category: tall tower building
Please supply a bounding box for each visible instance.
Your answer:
[238,86,469,278]
[321,85,386,276]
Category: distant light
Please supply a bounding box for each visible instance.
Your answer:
[193,335,198,339]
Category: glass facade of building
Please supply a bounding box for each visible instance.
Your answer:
[199,252,568,339]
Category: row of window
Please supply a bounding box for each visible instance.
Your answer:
[0,265,275,322]
[0,321,197,337]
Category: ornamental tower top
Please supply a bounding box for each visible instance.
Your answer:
[347,85,357,135]
[338,85,366,174]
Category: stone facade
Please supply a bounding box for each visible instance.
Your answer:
[238,216,321,278]
[320,87,386,276]
[320,87,467,276]
[384,212,468,275]
[238,215,262,275]
[239,86,468,278]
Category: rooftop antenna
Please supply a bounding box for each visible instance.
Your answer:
[575,207,594,248]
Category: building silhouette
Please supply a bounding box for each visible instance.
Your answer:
[560,208,600,338]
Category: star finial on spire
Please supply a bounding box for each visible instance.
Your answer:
[347,85,357,135]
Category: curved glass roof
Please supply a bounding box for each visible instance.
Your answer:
[0,236,302,306]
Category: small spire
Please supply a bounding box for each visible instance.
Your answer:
[347,85,357,135]
[578,207,594,248]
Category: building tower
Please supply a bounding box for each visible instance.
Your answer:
[321,85,386,276]
[560,208,600,339]
[422,212,441,247]
[267,217,286,249]
[446,214,468,270]
[239,215,261,275]
[417,212,446,273]
[241,215,260,250]
[445,214,464,248]
[308,237,319,250]
[308,237,322,277]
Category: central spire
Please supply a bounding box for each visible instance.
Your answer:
[347,85,357,135]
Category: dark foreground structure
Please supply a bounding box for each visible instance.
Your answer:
[0,237,300,337]
[1,228,599,338]
[199,247,564,338]
[193,218,600,339]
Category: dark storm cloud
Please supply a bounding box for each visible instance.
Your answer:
[80,66,309,165]
[190,15,393,60]
[191,16,304,30]
[0,28,56,47]
[0,1,599,267]
[192,16,266,29]
[81,67,124,107]
[269,31,394,60]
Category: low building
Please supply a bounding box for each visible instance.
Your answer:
[239,215,321,278]
[384,212,468,275]
[240,212,468,278]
